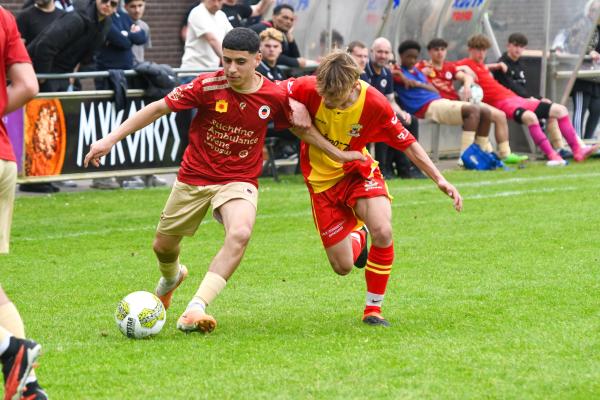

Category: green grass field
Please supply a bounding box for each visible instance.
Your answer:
[2,161,600,399]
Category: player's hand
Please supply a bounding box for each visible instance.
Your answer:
[84,137,113,168]
[462,86,472,102]
[399,110,411,125]
[289,98,312,129]
[437,179,463,212]
[338,150,366,163]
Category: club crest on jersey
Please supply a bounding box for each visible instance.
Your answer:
[445,71,453,80]
[380,79,387,88]
[391,115,399,125]
[215,99,228,113]
[258,105,271,119]
[239,102,247,110]
[348,123,363,137]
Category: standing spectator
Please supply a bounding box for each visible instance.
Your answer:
[93,1,147,190]
[26,0,116,92]
[0,7,48,400]
[249,4,313,68]
[17,0,66,46]
[492,33,571,156]
[181,0,232,76]
[222,0,273,28]
[364,37,423,179]
[124,0,151,64]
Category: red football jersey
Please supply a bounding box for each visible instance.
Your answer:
[164,70,292,187]
[455,58,516,105]
[415,60,460,101]
[0,8,32,162]
[287,76,416,193]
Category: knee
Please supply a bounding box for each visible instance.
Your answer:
[551,104,568,118]
[521,111,538,125]
[463,104,480,119]
[153,237,175,256]
[226,225,253,248]
[330,260,353,276]
[368,223,393,246]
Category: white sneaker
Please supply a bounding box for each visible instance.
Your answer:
[546,159,568,167]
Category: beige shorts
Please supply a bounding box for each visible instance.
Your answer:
[157,180,259,236]
[0,160,17,254]
[424,98,470,126]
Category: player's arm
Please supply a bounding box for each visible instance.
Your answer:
[403,142,462,212]
[455,70,473,101]
[5,62,38,116]
[84,99,171,167]
[290,125,365,163]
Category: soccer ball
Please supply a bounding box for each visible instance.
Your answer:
[114,291,166,339]
[458,83,484,105]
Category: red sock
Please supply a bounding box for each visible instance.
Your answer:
[364,243,394,316]
[350,229,366,263]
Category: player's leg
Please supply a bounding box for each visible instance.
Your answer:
[354,195,393,327]
[518,110,564,165]
[178,183,258,334]
[154,181,214,310]
[549,103,598,161]
[0,287,45,400]
[0,160,17,254]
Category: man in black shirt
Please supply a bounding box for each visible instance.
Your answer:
[17,0,65,45]
[222,0,273,28]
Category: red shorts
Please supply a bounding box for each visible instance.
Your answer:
[492,96,540,120]
[309,169,390,248]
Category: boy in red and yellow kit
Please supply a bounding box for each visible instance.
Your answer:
[287,51,463,326]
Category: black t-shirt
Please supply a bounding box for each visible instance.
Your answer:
[17,6,66,45]
[222,4,253,28]
[256,61,284,81]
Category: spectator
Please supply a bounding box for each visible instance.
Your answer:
[256,27,284,80]
[222,0,273,28]
[27,0,116,92]
[457,34,598,166]
[23,0,74,12]
[124,0,151,64]
[17,0,66,46]
[16,0,67,193]
[417,37,527,163]
[249,4,313,68]
[394,40,494,164]
[347,40,369,79]
[181,0,232,76]
[0,7,48,399]
[363,37,423,179]
[491,33,571,156]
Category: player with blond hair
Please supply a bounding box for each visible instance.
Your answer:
[287,51,462,326]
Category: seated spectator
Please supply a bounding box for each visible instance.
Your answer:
[416,37,527,164]
[492,33,571,156]
[17,0,65,46]
[456,34,598,166]
[249,4,314,68]
[362,37,423,179]
[257,28,298,162]
[394,40,494,162]
[257,27,285,80]
[181,0,232,78]
[222,0,273,28]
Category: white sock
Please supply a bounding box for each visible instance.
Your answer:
[0,335,11,356]
[185,299,206,313]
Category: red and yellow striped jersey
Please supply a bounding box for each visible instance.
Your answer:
[287,76,416,193]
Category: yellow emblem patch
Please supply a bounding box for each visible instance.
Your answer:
[215,99,228,113]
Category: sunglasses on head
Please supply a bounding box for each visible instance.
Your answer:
[101,0,119,7]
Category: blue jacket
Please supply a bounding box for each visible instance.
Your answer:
[96,9,147,70]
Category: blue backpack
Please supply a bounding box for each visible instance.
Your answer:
[461,143,505,170]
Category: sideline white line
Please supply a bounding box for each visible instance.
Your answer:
[13,183,596,243]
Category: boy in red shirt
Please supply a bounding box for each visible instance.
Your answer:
[456,34,598,166]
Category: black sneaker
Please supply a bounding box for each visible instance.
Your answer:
[362,312,391,327]
[1,337,42,400]
[354,226,369,269]
[21,380,48,400]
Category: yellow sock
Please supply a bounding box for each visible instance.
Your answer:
[158,258,180,282]
[0,302,25,339]
[498,141,511,158]
[474,135,489,150]
[193,271,227,306]
[460,131,476,153]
